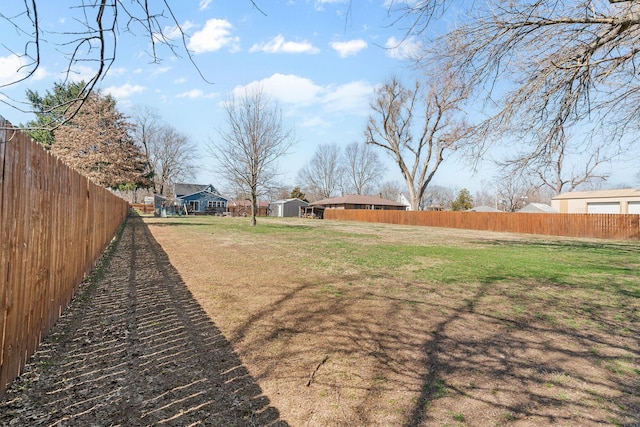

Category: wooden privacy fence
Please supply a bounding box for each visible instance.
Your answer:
[0,116,129,397]
[324,209,640,240]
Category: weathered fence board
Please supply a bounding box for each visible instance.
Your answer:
[0,117,129,397]
[324,209,640,240]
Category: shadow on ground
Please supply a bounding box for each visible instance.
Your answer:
[0,215,286,426]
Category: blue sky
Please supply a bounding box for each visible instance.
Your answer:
[0,1,636,194]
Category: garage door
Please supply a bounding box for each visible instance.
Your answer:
[629,202,640,214]
[587,202,620,214]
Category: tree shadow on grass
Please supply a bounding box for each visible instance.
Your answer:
[403,277,640,427]
[0,215,287,426]
[222,263,639,426]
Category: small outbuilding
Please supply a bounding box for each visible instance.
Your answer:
[551,188,640,214]
[268,198,308,217]
[518,203,558,213]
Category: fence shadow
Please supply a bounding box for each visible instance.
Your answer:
[0,215,287,426]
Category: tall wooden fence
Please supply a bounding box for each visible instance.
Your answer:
[0,117,129,397]
[324,209,640,240]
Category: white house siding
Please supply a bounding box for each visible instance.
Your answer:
[629,202,640,214]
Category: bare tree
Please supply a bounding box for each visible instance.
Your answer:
[498,131,610,195]
[130,106,196,195]
[397,0,640,180]
[423,184,456,210]
[365,75,474,211]
[495,176,535,212]
[342,142,386,195]
[297,143,344,200]
[52,92,149,189]
[378,180,404,202]
[208,87,294,226]
[149,125,197,196]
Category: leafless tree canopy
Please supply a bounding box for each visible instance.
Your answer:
[342,142,386,195]
[378,180,404,202]
[396,0,640,190]
[208,87,294,226]
[365,75,474,211]
[297,143,344,201]
[497,130,610,195]
[130,106,196,196]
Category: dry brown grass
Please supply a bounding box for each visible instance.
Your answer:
[144,215,639,426]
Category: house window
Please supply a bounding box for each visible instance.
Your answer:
[207,201,215,208]
[189,201,199,211]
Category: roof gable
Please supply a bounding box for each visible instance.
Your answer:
[174,183,223,199]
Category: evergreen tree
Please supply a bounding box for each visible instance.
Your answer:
[52,92,150,189]
[451,188,473,211]
[23,81,87,147]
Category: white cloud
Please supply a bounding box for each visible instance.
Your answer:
[66,65,96,83]
[174,77,187,84]
[151,66,172,76]
[156,21,196,44]
[233,74,323,106]
[0,55,28,86]
[188,19,240,54]
[177,89,204,99]
[33,66,49,81]
[108,67,128,77]
[314,0,348,10]
[232,74,375,117]
[199,0,212,10]
[329,39,367,57]
[249,35,320,54]
[103,83,146,99]
[321,80,376,114]
[385,36,422,60]
[299,116,330,128]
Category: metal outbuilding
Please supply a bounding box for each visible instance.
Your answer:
[268,198,309,217]
[551,188,640,214]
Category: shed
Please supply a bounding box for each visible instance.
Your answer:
[268,198,308,217]
[551,188,640,214]
[518,203,558,213]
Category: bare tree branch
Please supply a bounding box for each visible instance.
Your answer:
[365,73,475,210]
[207,86,295,226]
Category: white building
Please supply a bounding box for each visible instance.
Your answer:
[551,189,640,214]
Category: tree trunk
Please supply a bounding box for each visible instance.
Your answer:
[250,192,258,227]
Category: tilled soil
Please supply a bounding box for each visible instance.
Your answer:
[0,215,286,426]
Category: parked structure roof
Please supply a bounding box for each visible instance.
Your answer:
[518,203,558,213]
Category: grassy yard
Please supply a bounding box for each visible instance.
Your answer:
[144,215,639,426]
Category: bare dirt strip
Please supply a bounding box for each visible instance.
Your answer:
[0,215,286,426]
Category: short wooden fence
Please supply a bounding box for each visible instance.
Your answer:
[324,209,640,240]
[0,117,129,396]
[130,203,154,214]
